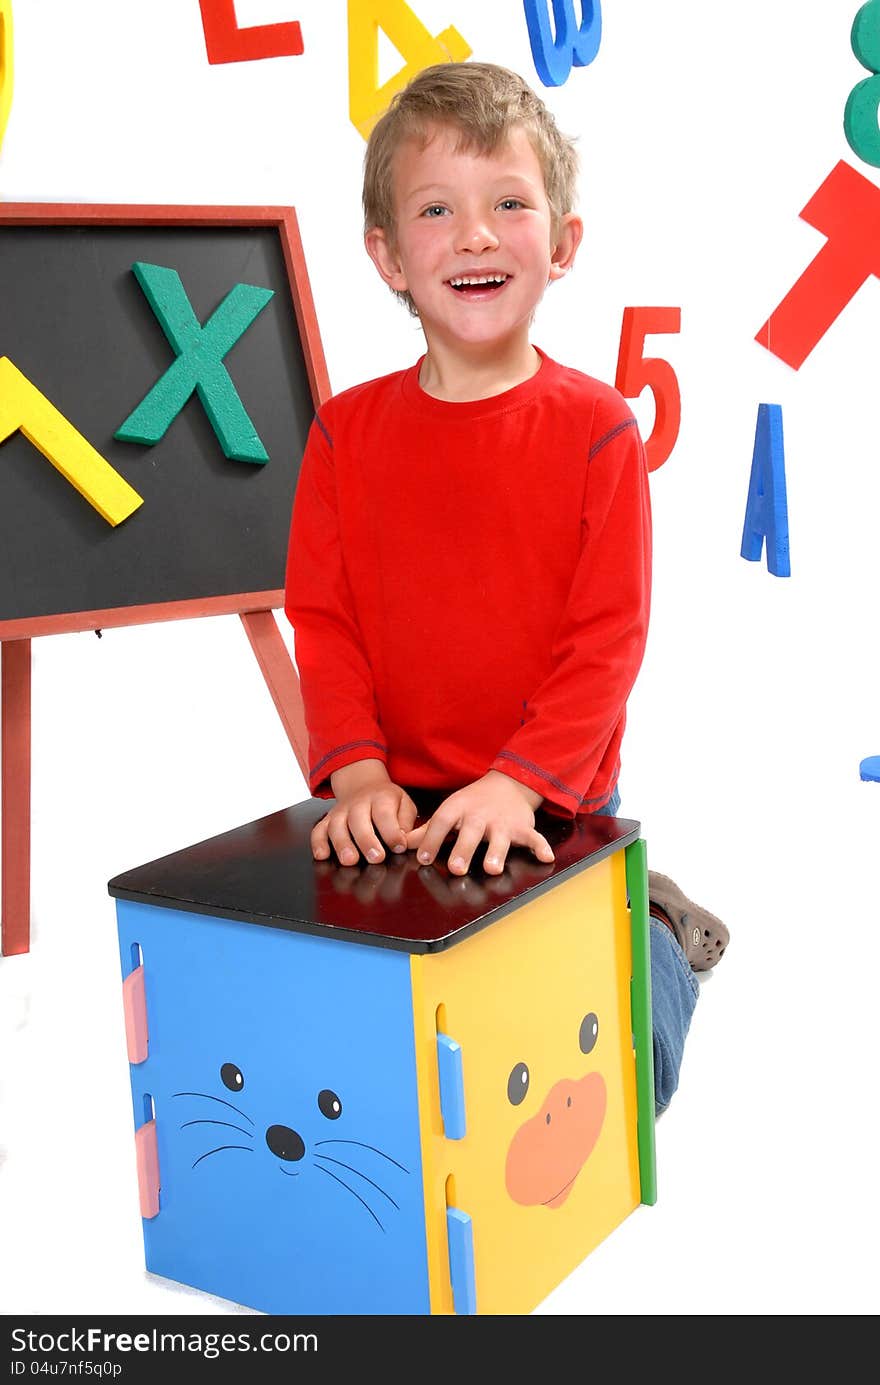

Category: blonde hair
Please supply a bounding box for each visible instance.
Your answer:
[363,62,579,315]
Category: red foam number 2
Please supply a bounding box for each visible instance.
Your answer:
[614,307,681,472]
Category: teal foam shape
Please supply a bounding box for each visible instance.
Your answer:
[116,261,273,464]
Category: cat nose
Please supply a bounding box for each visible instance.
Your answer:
[265,1124,306,1161]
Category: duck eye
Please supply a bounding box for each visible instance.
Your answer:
[507,1062,529,1106]
[220,1062,244,1092]
[579,1013,599,1055]
[318,1089,342,1120]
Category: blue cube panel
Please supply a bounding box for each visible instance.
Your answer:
[116,901,430,1314]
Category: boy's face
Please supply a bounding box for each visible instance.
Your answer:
[365,123,582,356]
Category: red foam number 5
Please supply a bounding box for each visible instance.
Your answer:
[614,307,681,472]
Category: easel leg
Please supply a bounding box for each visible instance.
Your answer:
[2,639,32,956]
[240,610,310,785]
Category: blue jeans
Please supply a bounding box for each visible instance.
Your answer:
[597,786,699,1114]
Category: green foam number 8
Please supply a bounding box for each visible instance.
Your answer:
[845,1,880,166]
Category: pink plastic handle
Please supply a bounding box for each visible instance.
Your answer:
[135,1119,160,1219]
[122,964,148,1064]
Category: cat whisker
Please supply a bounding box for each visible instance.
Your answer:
[180,1119,253,1137]
[313,1153,400,1209]
[312,1139,410,1174]
[313,1163,385,1232]
[172,1091,254,1125]
[192,1144,254,1170]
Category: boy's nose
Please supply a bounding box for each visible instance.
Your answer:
[454,219,500,255]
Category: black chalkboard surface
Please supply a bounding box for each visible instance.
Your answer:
[0,205,329,636]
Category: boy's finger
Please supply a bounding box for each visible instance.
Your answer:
[528,831,555,863]
[372,800,408,853]
[414,810,458,865]
[483,832,510,875]
[327,815,360,867]
[347,803,387,863]
[398,794,419,835]
[407,819,429,853]
[311,817,331,860]
[446,820,486,876]
[404,823,428,850]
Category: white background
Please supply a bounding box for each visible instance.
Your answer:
[1,0,879,1316]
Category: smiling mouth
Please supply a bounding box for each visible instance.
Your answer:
[446,273,511,296]
[543,1171,579,1207]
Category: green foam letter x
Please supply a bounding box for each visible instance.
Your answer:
[116,262,274,464]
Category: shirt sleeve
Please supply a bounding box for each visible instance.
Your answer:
[489,411,652,817]
[284,412,387,797]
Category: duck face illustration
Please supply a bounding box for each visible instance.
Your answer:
[504,1011,607,1208]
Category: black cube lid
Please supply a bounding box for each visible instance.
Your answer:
[107,795,640,954]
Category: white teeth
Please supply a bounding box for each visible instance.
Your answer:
[449,274,509,286]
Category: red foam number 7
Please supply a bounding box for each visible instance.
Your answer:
[614,307,681,472]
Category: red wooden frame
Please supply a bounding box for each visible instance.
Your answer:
[0,204,326,953]
[1,639,30,956]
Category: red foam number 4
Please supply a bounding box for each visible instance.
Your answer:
[199,0,304,64]
[614,307,681,472]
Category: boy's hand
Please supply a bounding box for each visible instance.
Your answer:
[313,759,417,865]
[405,771,554,876]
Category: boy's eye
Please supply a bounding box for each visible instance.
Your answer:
[498,198,524,211]
[422,204,447,218]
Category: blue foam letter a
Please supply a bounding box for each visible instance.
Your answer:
[740,403,791,578]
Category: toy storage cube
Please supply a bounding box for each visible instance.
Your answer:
[108,798,655,1315]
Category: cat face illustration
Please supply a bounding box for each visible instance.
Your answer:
[172,1059,410,1233]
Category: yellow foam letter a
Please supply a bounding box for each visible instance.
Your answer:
[348,0,471,141]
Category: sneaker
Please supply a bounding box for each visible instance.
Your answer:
[648,871,729,971]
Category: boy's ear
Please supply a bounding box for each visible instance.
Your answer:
[548,212,584,282]
[364,226,408,293]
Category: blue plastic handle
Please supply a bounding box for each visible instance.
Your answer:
[437,1033,466,1140]
[446,1207,476,1315]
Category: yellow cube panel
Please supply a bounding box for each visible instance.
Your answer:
[411,851,640,1315]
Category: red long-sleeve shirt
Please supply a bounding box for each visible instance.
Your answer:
[284,347,651,816]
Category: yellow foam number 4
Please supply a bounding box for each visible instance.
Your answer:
[0,358,143,526]
[348,0,471,140]
[0,0,13,158]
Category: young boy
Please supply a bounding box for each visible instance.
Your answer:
[285,62,728,1112]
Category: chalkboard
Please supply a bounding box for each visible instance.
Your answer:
[0,204,329,637]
